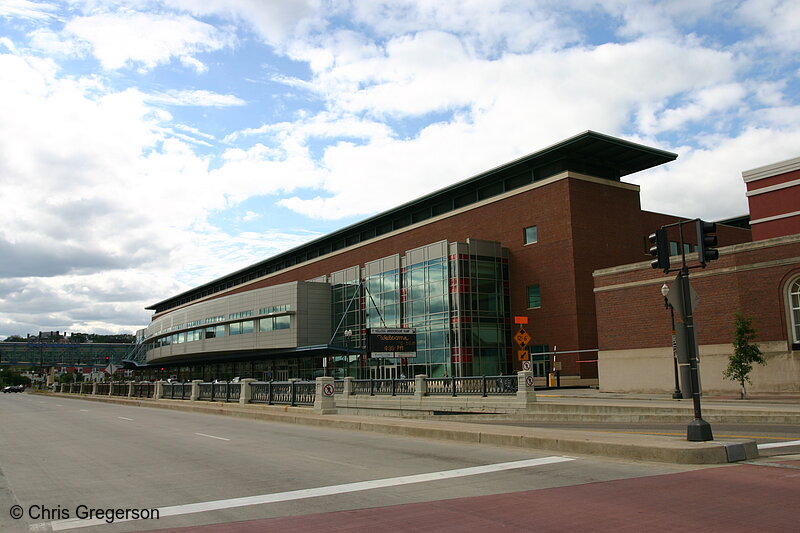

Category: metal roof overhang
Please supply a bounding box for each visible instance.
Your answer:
[122,344,364,370]
[147,131,677,313]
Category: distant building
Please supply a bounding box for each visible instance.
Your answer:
[595,155,800,393]
[134,131,751,383]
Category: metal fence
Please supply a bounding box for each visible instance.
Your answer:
[197,382,242,403]
[349,378,415,396]
[132,382,155,398]
[52,375,522,403]
[163,382,192,400]
[425,375,517,396]
[250,381,315,406]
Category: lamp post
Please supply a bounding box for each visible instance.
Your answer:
[661,283,682,399]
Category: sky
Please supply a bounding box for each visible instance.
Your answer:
[0,0,799,340]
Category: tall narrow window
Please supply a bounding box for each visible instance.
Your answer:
[527,284,541,309]
[524,225,538,245]
[789,277,800,347]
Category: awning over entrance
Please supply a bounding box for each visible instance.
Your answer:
[121,344,364,370]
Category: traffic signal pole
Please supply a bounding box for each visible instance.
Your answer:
[651,219,717,441]
[678,264,713,441]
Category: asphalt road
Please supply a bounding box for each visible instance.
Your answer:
[1,393,798,532]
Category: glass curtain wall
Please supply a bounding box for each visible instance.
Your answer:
[326,240,509,379]
[403,242,450,378]
[449,240,511,376]
[330,266,364,377]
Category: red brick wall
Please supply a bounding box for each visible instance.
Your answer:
[747,168,800,240]
[595,237,800,352]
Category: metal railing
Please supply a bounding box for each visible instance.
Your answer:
[349,378,416,396]
[51,375,525,404]
[132,382,154,398]
[426,375,517,396]
[250,381,315,406]
[198,382,241,403]
[163,382,192,400]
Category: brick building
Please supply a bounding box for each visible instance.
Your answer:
[595,155,800,393]
[133,131,751,383]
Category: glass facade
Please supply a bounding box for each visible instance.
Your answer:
[138,240,510,381]
[404,251,450,377]
[329,240,510,379]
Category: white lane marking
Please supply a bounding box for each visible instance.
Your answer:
[117,416,134,421]
[79,409,89,412]
[56,404,63,407]
[45,456,574,531]
[758,439,800,449]
[195,432,231,441]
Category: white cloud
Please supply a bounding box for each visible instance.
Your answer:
[0,0,799,338]
[0,0,56,21]
[634,127,800,221]
[735,0,800,51]
[146,89,246,107]
[64,11,232,71]
[165,0,323,45]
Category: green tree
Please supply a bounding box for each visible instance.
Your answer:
[723,313,766,399]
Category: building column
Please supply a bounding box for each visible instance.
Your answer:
[313,376,337,415]
[190,379,203,401]
[516,370,537,405]
[239,378,256,406]
[414,374,428,399]
[342,376,354,397]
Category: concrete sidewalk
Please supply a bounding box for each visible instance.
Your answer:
[39,390,774,465]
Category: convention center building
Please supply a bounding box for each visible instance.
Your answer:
[132,131,751,383]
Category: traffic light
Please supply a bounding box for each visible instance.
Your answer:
[695,220,719,265]
[649,229,670,271]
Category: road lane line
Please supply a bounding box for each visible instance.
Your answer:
[195,432,231,441]
[117,416,134,421]
[758,439,800,449]
[79,409,89,412]
[44,455,575,531]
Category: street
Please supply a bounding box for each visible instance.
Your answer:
[1,393,798,532]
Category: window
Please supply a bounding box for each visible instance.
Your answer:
[669,241,679,256]
[524,226,538,245]
[260,316,291,331]
[789,277,800,347]
[527,284,541,309]
[205,325,225,339]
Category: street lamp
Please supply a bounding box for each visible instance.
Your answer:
[660,283,682,399]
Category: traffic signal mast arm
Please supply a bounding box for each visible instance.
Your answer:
[649,218,719,273]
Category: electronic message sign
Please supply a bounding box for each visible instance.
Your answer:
[367,328,417,358]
